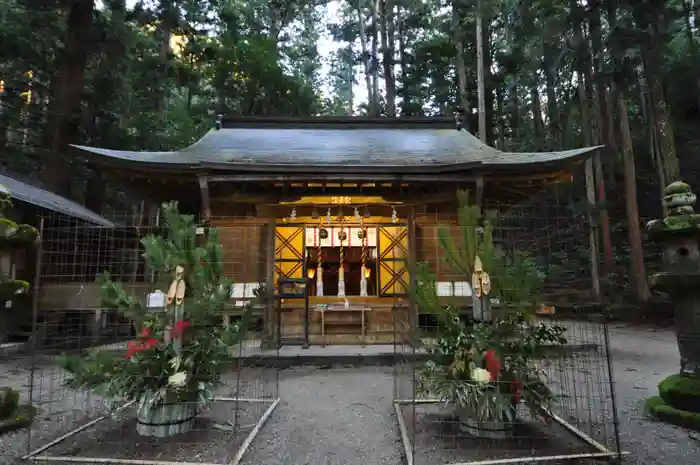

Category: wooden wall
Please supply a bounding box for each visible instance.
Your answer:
[209,219,269,284]
[414,213,464,282]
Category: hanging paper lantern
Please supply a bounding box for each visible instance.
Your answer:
[319,228,329,239]
[357,229,366,240]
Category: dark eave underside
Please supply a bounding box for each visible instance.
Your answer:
[71,116,602,175]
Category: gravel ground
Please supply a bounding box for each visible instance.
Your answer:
[240,366,402,465]
[1,322,699,465]
[605,323,700,464]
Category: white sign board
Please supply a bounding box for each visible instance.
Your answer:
[146,290,165,308]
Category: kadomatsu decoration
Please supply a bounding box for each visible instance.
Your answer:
[59,202,253,437]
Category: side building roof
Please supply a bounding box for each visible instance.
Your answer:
[71,116,602,174]
[0,171,116,227]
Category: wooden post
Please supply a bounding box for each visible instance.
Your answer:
[197,174,211,224]
[407,205,418,332]
[584,158,602,301]
[475,176,485,212]
[265,218,276,344]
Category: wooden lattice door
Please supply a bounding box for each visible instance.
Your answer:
[378,225,409,296]
[274,225,305,289]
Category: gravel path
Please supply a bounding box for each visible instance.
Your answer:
[605,323,700,464]
[241,366,402,465]
[2,323,700,465]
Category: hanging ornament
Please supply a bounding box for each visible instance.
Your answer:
[290,208,297,221]
[391,207,398,224]
[337,229,347,241]
[319,228,329,239]
[326,208,332,225]
[357,229,366,240]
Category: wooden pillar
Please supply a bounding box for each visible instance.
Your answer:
[264,219,276,342]
[475,176,484,209]
[197,174,211,224]
[407,205,418,332]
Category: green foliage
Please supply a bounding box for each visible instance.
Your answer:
[646,395,700,432]
[0,405,36,436]
[0,387,19,420]
[413,189,544,317]
[0,192,39,246]
[418,314,568,423]
[658,374,700,414]
[415,190,567,423]
[0,387,34,438]
[59,201,254,411]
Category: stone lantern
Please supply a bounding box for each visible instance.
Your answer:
[646,181,700,377]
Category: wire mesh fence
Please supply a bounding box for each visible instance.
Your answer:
[393,319,621,465]
[19,212,279,465]
[394,177,622,465]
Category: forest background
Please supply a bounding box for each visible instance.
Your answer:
[1,0,698,309]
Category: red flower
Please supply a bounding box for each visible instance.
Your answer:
[484,349,502,380]
[512,379,521,403]
[125,330,160,359]
[200,258,207,265]
[170,320,191,338]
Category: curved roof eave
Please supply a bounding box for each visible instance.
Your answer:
[0,171,117,227]
[71,141,602,174]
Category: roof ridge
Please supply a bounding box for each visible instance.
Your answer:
[220,115,458,130]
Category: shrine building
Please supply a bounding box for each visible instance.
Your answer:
[67,116,601,345]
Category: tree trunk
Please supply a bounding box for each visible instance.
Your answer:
[530,84,544,145]
[543,48,560,149]
[483,16,494,145]
[370,0,381,116]
[496,87,506,150]
[509,81,519,148]
[379,0,396,116]
[635,2,680,185]
[475,0,486,142]
[586,0,614,276]
[357,2,374,112]
[397,5,410,115]
[452,4,468,113]
[40,0,94,196]
[616,83,651,302]
[683,0,700,114]
[155,0,175,117]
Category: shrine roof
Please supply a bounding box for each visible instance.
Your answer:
[0,170,116,226]
[71,116,602,174]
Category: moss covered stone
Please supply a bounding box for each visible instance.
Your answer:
[0,190,39,246]
[646,396,700,432]
[665,181,692,196]
[0,279,29,299]
[0,404,37,436]
[0,217,38,245]
[658,374,700,413]
[0,387,19,420]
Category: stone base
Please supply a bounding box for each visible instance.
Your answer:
[646,396,700,432]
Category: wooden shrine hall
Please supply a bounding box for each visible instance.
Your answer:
[71,116,601,345]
